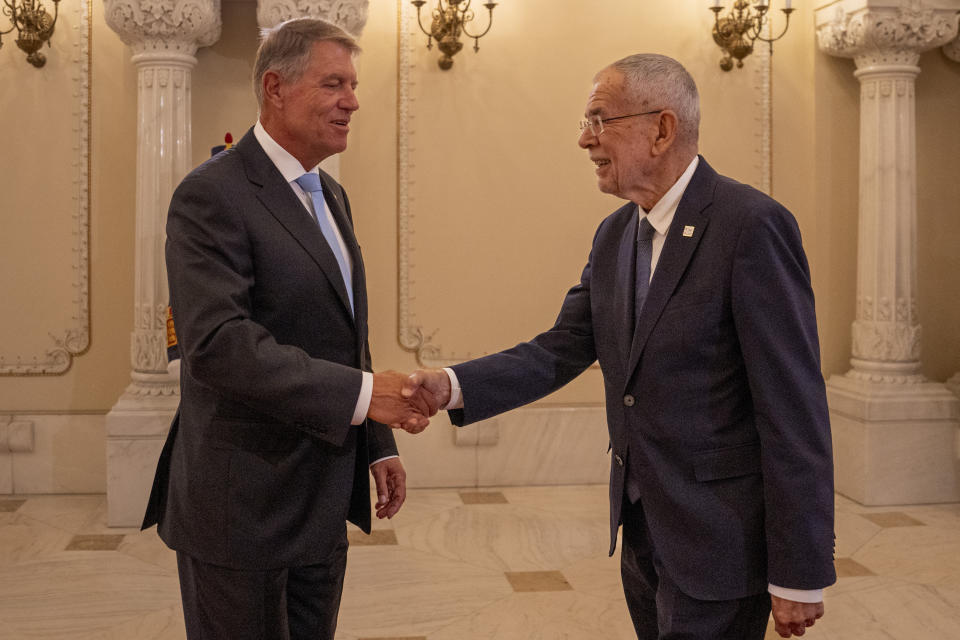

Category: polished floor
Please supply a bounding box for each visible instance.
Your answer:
[1,487,959,639]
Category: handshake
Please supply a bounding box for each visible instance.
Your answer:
[368,369,452,433]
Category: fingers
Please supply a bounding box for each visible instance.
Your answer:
[770,596,823,639]
[371,462,388,509]
[402,369,452,408]
[415,387,440,416]
[400,371,424,399]
[373,460,406,519]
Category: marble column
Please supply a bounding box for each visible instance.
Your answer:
[944,37,960,403]
[104,0,221,526]
[815,0,960,505]
[256,0,370,180]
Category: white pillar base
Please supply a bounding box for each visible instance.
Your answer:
[105,380,178,527]
[827,374,960,505]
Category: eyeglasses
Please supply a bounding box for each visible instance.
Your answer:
[578,110,663,137]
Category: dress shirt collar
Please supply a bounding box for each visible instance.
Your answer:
[640,155,700,235]
[254,120,321,182]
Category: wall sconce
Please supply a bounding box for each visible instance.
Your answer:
[0,0,60,68]
[710,0,793,71]
[411,0,497,70]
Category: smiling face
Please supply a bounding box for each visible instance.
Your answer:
[262,40,359,170]
[577,68,659,206]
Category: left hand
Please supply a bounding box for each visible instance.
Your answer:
[770,595,824,637]
[370,457,406,519]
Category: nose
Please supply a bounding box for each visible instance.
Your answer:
[342,86,359,112]
[578,127,595,149]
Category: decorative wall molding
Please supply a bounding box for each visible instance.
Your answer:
[752,21,772,196]
[256,0,369,32]
[0,0,91,376]
[396,2,773,367]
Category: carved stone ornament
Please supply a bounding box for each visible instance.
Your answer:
[816,0,959,66]
[256,0,369,35]
[104,0,222,56]
[945,34,960,61]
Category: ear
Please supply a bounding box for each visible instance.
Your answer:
[262,70,284,109]
[650,110,679,156]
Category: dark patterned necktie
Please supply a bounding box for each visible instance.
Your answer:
[635,216,655,319]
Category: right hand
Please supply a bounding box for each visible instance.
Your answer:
[400,369,452,434]
[368,370,438,431]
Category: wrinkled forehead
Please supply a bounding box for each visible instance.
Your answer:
[585,68,631,115]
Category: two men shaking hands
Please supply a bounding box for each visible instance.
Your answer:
[369,369,451,434]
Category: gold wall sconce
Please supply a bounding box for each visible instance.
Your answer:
[710,0,794,71]
[1,0,60,68]
[411,0,497,70]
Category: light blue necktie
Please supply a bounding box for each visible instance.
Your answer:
[294,172,354,314]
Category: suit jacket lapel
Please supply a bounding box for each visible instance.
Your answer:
[625,158,716,381]
[237,130,356,325]
[319,171,367,332]
[614,206,640,370]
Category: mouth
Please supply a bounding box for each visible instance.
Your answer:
[592,158,610,171]
[331,118,350,131]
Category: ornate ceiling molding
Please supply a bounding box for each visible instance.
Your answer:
[256,0,369,34]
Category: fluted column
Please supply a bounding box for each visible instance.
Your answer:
[104,0,221,526]
[944,37,960,400]
[256,0,369,180]
[816,0,960,505]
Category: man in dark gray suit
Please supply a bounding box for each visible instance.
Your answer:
[142,18,435,640]
[403,54,835,639]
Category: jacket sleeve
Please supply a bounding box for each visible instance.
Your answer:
[449,244,599,426]
[730,203,836,590]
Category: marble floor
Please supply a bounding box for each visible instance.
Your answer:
[1,487,959,639]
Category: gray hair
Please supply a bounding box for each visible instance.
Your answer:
[253,18,361,108]
[607,54,700,148]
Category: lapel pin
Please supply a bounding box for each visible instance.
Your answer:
[682,225,695,238]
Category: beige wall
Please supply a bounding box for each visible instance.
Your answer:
[0,0,958,487]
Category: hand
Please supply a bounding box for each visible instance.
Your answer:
[368,370,437,431]
[370,457,406,519]
[401,369,452,429]
[770,595,824,637]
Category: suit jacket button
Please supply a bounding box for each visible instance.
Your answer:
[614,454,624,467]
[623,395,635,407]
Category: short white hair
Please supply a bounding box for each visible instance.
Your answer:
[606,54,700,148]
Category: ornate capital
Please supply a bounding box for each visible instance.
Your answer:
[945,34,960,61]
[256,0,369,35]
[104,0,222,58]
[816,0,959,68]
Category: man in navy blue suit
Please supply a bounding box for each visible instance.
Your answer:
[403,54,835,639]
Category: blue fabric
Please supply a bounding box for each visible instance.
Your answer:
[295,172,354,314]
